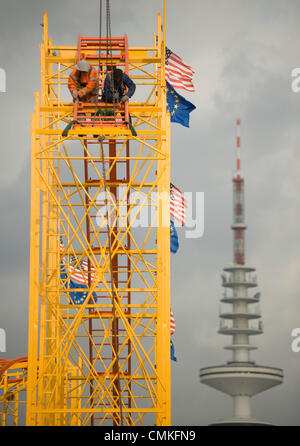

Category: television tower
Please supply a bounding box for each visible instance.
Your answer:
[199,119,283,425]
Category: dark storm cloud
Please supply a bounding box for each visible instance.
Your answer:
[0,161,30,273]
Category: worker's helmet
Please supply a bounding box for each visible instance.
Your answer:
[76,60,90,72]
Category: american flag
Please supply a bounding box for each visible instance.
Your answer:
[170,183,187,226]
[170,310,176,335]
[81,259,97,283]
[165,47,195,92]
[69,255,89,285]
[65,252,98,285]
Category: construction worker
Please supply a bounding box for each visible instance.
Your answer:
[68,59,99,103]
[102,67,136,104]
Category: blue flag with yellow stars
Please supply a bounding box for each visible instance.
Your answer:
[166,81,196,127]
[69,279,89,305]
[69,279,98,305]
[170,220,179,254]
[171,340,177,362]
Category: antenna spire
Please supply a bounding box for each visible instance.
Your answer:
[236,118,241,175]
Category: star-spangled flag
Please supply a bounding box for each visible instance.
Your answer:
[166,81,196,128]
[170,310,176,335]
[81,259,97,283]
[69,255,89,285]
[59,246,98,305]
[165,47,195,92]
[68,256,98,305]
[170,183,187,226]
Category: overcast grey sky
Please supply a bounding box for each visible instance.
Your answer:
[0,0,300,426]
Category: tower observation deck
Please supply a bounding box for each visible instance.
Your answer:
[199,120,283,425]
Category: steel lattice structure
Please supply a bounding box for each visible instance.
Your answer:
[28,10,170,426]
[0,9,171,426]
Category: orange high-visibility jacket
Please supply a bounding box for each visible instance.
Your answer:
[68,65,99,102]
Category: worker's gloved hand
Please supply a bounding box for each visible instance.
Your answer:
[121,95,129,103]
[72,90,78,100]
[113,91,120,102]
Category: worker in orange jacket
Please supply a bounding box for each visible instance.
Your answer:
[68,60,99,103]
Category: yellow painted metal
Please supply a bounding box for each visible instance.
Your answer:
[0,362,28,426]
[23,6,171,426]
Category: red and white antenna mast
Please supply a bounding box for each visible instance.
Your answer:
[236,118,241,174]
[232,118,246,264]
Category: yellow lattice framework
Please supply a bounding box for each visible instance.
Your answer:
[0,8,171,426]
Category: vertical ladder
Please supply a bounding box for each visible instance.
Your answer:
[77,35,132,425]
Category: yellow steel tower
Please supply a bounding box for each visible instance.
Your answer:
[24,7,171,426]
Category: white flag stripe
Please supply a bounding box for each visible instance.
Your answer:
[166,76,194,89]
[170,310,176,335]
[170,208,185,216]
[81,260,95,272]
[170,209,185,220]
[168,56,194,76]
[169,52,195,72]
[170,198,187,209]
[166,47,195,93]
[170,207,185,218]
[170,206,185,218]
[170,211,185,225]
[171,187,187,200]
[165,78,195,92]
[165,76,195,92]
[172,196,187,208]
[167,83,194,93]
[69,265,96,284]
[69,270,86,282]
[171,183,185,196]
[170,182,187,224]
[167,62,194,79]
[167,68,194,84]
[171,194,187,208]
[171,185,188,207]
[170,203,185,215]
[69,273,86,285]
[166,75,194,86]
[170,213,185,223]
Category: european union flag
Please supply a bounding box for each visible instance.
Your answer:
[171,340,177,362]
[166,81,196,127]
[69,279,98,305]
[170,220,179,254]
